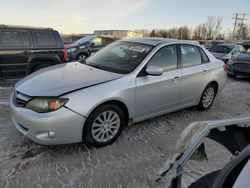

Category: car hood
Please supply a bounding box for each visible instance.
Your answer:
[211,52,228,59]
[15,62,123,97]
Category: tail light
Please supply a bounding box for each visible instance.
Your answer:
[63,48,68,62]
[223,64,228,72]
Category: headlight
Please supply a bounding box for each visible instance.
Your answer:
[25,98,68,113]
[67,48,77,53]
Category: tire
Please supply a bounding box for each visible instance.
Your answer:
[227,73,236,78]
[32,63,51,72]
[77,53,87,61]
[83,104,125,147]
[198,83,217,110]
[188,170,220,188]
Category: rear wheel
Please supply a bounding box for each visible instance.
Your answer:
[198,84,217,110]
[77,53,87,61]
[83,104,125,147]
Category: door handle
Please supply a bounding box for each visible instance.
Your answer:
[172,76,180,81]
[202,70,208,74]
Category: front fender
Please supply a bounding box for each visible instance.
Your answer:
[62,76,136,121]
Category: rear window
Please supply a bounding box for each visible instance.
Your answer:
[0,31,22,47]
[34,31,57,47]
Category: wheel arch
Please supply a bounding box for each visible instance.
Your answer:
[85,99,130,126]
[26,54,62,74]
[196,81,219,105]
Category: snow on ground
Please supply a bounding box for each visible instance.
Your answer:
[0,78,250,188]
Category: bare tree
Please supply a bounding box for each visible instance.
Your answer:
[177,26,190,40]
[135,29,150,37]
[193,24,207,40]
[205,16,222,40]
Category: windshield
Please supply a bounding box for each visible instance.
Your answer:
[85,41,153,74]
[74,36,94,45]
[210,45,234,54]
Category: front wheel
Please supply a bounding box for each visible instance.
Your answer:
[83,104,125,147]
[198,84,217,110]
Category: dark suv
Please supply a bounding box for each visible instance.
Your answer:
[0,25,67,79]
[66,35,117,61]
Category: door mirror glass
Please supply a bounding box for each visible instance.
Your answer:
[146,65,163,76]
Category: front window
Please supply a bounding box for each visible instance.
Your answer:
[147,45,178,71]
[210,45,234,54]
[85,41,152,74]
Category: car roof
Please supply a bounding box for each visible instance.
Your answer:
[121,37,196,46]
[0,24,55,31]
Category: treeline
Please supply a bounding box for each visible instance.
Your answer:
[136,16,250,40]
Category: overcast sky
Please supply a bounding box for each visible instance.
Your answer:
[0,0,249,34]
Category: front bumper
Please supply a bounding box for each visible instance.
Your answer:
[10,92,86,145]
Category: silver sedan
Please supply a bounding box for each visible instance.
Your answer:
[10,38,227,146]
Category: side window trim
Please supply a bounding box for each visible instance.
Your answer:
[198,47,210,64]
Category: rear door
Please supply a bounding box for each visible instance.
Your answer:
[179,44,209,105]
[135,45,182,119]
[0,30,33,78]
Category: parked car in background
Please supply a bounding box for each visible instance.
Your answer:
[10,38,226,146]
[0,25,67,79]
[227,52,250,78]
[204,40,224,50]
[209,43,245,63]
[66,35,117,61]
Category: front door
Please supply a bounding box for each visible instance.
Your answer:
[135,45,182,120]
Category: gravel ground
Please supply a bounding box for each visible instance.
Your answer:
[0,77,250,188]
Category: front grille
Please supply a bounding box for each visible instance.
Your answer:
[13,91,31,107]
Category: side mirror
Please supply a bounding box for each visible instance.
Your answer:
[146,65,163,76]
[90,42,95,47]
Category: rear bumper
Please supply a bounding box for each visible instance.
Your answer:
[10,92,86,145]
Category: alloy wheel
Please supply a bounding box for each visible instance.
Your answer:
[91,111,121,143]
[202,87,215,108]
